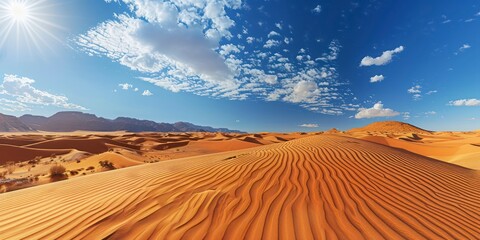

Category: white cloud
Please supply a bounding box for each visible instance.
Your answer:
[408,85,421,94]
[264,75,278,85]
[317,40,340,62]
[0,74,86,110]
[459,44,471,52]
[283,80,319,103]
[142,90,153,96]
[140,77,188,93]
[264,39,280,48]
[360,46,404,66]
[370,75,384,83]
[77,1,352,115]
[267,31,280,38]
[355,102,400,119]
[119,83,133,90]
[426,90,437,95]
[0,98,30,112]
[449,99,480,106]
[299,123,319,128]
[77,6,237,90]
[407,85,422,101]
[312,5,322,13]
[219,44,243,56]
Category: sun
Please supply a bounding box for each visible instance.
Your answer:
[0,0,62,53]
[7,2,30,22]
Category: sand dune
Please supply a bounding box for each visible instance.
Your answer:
[24,138,140,154]
[349,121,431,134]
[0,145,70,164]
[359,133,480,170]
[0,137,43,146]
[1,135,478,239]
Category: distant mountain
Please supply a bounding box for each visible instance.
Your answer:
[11,111,242,133]
[348,121,431,134]
[173,122,236,133]
[0,113,34,132]
[25,112,115,132]
[18,114,48,130]
[113,117,178,132]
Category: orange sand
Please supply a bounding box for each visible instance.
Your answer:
[0,135,479,239]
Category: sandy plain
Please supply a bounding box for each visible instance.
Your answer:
[0,122,479,239]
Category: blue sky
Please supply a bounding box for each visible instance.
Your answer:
[0,0,479,132]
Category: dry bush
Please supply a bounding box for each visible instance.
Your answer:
[28,156,42,165]
[99,160,115,170]
[49,164,66,177]
[6,162,16,174]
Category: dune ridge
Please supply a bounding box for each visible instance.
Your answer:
[348,121,431,134]
[0,135,479,239]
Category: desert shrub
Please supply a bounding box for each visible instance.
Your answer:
[86,166,95,171]
[99,160,115,170]
[6,162,15,174]
[28,156,42,165]
[0,171,7,179]
[69,170,79,176]
[49,164,66,177]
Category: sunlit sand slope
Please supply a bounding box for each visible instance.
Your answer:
[0,135,479,239]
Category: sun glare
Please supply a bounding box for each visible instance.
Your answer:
[8,2,30,22]
[0,0,62,53]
